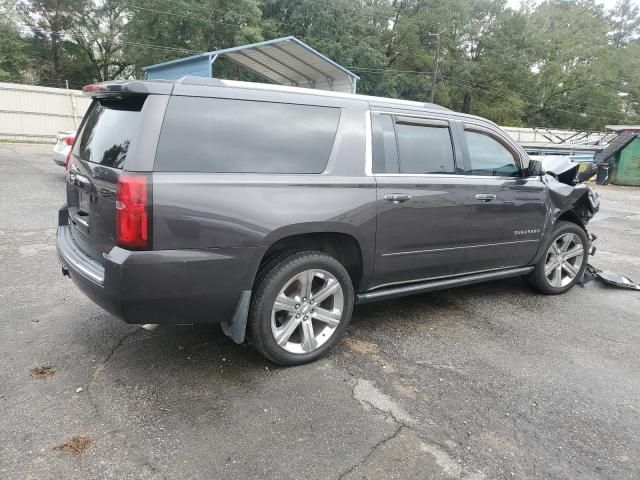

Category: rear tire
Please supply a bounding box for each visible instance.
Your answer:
[524,221,588,295]
[248,251,354,366]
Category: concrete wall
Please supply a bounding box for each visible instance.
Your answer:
[0,82,91,143]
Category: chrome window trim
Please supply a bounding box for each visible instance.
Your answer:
[374,173,460,179]
[371,109,450,122]
[461,119,529,166]
[369,110,459,176]
[367,110,538,180]
[365,110,373,176]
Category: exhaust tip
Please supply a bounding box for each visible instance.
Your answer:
[140,324,159,332]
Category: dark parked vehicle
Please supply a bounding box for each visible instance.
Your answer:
[57,77,599,365]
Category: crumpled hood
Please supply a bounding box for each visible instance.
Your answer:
[530,155,598,185]
[536,155,580,177]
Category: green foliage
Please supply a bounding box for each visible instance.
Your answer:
[3,0,640,129]
[123,0,264,78]
[0,22,31,82]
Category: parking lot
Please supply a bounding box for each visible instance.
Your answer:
[1,143,639,479]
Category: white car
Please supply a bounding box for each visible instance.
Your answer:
[52,131,75,167]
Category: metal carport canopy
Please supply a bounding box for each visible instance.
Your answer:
[143,36,360,94]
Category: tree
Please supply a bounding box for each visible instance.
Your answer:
[0,18,30,82]
[67,0,131,82]
[523,0,629,128]
[439,0,531,122]
[17,0,73,84]
[123,0,264,78]
[3,0,639,129]
[608,0,640,48]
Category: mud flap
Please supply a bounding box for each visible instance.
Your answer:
[221,290,251,344]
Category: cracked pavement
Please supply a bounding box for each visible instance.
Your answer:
[1,144,639,479]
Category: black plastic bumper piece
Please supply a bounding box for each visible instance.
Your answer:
[56,225,263,326]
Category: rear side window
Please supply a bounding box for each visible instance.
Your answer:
[464,130,520,177]
[73,97,145,169]
[396,123,455,174]
[155,96,341,173]
[372,113,399,174]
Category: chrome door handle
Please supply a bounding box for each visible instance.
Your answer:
[475,193,496,202]
[384,193,412,203]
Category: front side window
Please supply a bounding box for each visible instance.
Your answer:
[155,96,341,174]
[396,123,455,174]
[464,130,520,177]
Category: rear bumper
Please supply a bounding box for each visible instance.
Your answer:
[57,225,105,284]
[56,224,265,325]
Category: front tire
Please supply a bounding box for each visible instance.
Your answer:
[248,251,354,366]
[525,221,588,295]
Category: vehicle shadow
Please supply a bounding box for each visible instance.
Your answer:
[75,276,534,389]
[350,276,535,330]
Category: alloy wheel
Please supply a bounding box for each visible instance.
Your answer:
[544,232,586,288]
[271,269,344,354]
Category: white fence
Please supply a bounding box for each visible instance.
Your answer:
[0,82,612,147]
[0,82,91,143]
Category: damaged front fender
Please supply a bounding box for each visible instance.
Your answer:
[534,156,600,226]
[544,176,600,226]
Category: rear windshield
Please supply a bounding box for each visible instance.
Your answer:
[154,96,341,174]
[72,97,145,169]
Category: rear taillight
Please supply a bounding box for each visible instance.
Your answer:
[65,150,72,170]
[64,135,74,146]
[116,174,151,249]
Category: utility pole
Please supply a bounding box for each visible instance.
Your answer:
[65,79,78,128]
[429,30,445,103]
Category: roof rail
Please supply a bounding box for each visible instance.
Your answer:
[177,76,449,111]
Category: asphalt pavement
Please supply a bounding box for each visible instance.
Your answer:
[1,143,639,479]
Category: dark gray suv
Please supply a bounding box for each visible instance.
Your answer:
[57,76,599,365]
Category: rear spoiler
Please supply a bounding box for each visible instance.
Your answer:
[82,80,174,98]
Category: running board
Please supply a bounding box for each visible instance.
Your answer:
[356,266,534,304]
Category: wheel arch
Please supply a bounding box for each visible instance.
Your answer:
[530,206,588,266]
[555,210,586,230]
[221,224,371,346]
[258,223,371,292]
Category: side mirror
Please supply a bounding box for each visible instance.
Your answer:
[525,159,544,177]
